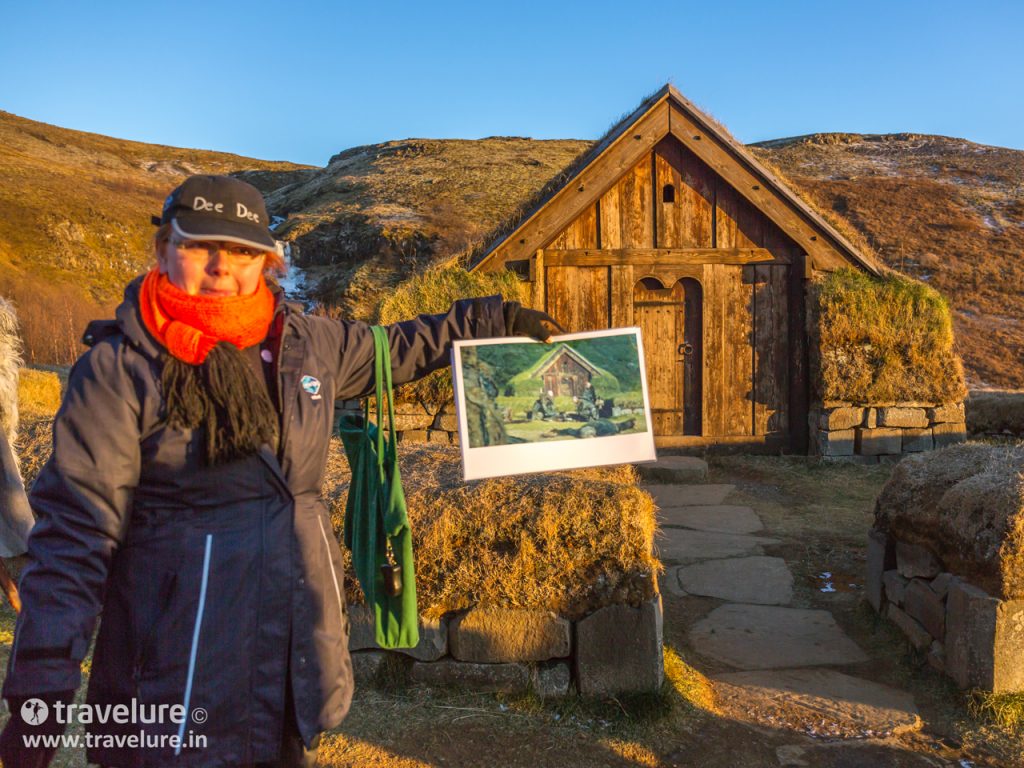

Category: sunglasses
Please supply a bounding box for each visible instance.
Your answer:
[169,237,267,262]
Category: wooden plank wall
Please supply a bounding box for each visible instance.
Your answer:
[546,266,609,332]
[753,264,789,435]
[654,138,714,248]
[701,263,753,436]
[540,134,804,442]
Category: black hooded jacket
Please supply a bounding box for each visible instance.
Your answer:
[2,277,507,766]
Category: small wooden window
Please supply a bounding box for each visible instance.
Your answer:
[662,184,676,203]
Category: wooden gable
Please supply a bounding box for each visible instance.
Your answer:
[534,344,600,379]
[472,85,879,278]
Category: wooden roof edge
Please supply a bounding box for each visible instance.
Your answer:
[535,343,602,377]
[473,84,883,276]
[663,86,882,275]
[471,86,674,271]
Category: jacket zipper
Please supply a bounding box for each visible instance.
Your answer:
[317,515,345,623]
[176,533,213,756]
[276,312,293,462]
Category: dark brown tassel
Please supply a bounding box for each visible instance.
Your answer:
[161,342,278,465]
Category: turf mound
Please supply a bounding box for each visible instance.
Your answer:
[324,442,659,619]
[874,441,1024,599]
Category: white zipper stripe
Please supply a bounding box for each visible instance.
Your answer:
[317,515,345,621]
[176,533,213,755]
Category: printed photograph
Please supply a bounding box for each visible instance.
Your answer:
[459,334,648,448]
[452,329,656,480]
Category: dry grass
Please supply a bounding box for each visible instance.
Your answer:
[18,367,62,419]
[375,264,526,410]
[662,645,717,715]
[16,416,54,488]
[810,267,967,404]
[970,690,1024,732]
[968,389,1024,436]
[324,443,659,620]
[748,147,884,269]
[270,136,587,318]
[0,109,311,364]
[15,368,62,486]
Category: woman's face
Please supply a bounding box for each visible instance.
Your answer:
[157,237,267,296]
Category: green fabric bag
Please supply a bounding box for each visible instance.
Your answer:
[338,326,419,649]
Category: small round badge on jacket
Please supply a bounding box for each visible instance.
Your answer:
[300,375,322,401]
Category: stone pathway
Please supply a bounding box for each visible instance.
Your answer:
[642,456,922,740]
[674,556,793,604]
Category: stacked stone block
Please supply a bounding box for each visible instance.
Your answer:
[812,401,966,463]
[336,399,461,446]
[867,531,1024,693]
[346,595,664,698]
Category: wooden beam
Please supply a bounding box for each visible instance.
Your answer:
[483,101,670,270]
[654,434,787,452]
[666,103,857,273]
[543,248,784,267]
[531,250,545,311]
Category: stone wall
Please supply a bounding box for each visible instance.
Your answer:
[346,595,664,698]
[335,399,460,446]
[811,402,966,463]
[867,530,1024,693]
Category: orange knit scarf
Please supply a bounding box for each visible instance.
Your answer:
[139,269,275,364]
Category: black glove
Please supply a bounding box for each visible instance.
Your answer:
[503,302,566,342]
[1,690,74,768]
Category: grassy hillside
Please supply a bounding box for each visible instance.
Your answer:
[0,110,315,362]
[268,137,589,319]
[271,131,1022,388]
[750,133,1024,388]
[2,109,1021,389]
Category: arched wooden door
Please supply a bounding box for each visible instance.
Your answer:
[633,277,703,435]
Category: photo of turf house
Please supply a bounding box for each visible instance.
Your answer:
[528,343,605,398]
[471,85,967,457]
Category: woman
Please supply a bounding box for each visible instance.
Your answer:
[1,175,558,767]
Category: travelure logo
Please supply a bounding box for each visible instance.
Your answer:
[301,375,322,400]
[22,699,48,725]
[18,698,201,725]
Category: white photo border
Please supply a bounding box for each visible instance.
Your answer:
[451,327,657,481]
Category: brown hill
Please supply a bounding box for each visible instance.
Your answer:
[271,131,1022,388]
[1,109,1020,388]
[267,137,589,318]
[748,133,1024,389]
[0,110,315,362]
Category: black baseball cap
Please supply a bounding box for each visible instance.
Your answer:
[153,175,277,253]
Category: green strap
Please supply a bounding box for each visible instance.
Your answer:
[370,326,398,474]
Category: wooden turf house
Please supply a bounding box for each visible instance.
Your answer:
[531,344,602,398]
[472,85,882,453]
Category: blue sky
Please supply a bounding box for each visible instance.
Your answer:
[1,0,1021,166]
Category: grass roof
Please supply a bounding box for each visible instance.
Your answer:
[810,268,967,405]
[505,344,620,396]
